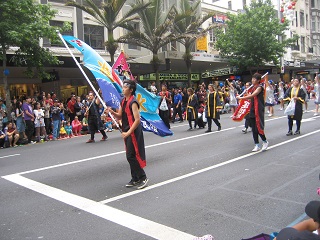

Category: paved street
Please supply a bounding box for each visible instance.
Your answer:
[1,108,320,240]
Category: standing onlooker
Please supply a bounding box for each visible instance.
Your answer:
[51,99,61,141]
[42,96,52,135]
[22,96,35,144]
[313,74,320,116]
[277,81,285,110]
[67,94,76,122]
[205,84,222,132]
[74,96,84,121]
[0,98,8,130]
[284,78,306,136]
[110,80,148,190]
[172,88,183,123]
[265,79,275,117]
[158,84,172,129]
[15,100,27,139]
[237,73,269,152]
[242,82,252,133]
[33,102,48,142]
[186,88,198,131]
[226,80,238,116]
[150,81,157,94]
[300,78,309,112]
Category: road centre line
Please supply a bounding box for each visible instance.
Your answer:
[0,153,21,159]
[99,129,320,204]
[2,174,195,240]
[2,127,235,176]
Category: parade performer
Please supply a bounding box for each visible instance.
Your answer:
[186,88,199,131]
[237,73,269,152]
[205,84,222,132]
[242,82,252,133]
[85,91,108,143]
[283,78,306,136]
[110,80,148,190]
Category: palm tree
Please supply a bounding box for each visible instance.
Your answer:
[66,0,150,64]
[172,0,216,87]
[117,0,182,90]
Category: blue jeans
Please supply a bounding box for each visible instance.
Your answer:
[52,120,60,139]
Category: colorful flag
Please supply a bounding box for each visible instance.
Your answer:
[62,35,123,93]
[112,52,135,81]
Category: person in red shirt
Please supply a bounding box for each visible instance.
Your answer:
[67,94,76,122]
[5,122,20,147]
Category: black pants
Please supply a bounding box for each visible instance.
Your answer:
[25,120,34,143]
[44,118,51,134]
[88,116,107,140]
[207,117,221,130]
[172,104,183,122]
[159,109,170,129]
[125,135,146,182]
[250,118,266,144]
[288,118,301,131]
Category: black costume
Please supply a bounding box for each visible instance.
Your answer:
[87,101,107,141]
[206,91,222,131]
[186,93,198,129]
[122,95,146,182]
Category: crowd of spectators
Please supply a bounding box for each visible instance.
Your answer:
[0,91,117,149]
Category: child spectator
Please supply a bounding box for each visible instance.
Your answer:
[59,121,67,138]
[81,116,89,135]
[105,116,113,132]
[64,121,73,138]
[71,116,82,136]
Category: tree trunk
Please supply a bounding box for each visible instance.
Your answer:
[2,45,12,121]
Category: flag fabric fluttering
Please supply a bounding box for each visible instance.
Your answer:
[112,51,135,81]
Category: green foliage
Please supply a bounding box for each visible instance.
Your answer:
[66,0,150,63]
[0,0,68,75]
[215,0,295,72]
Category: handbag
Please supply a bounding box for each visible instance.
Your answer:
[284,98,295,116]
[159,98,168,111]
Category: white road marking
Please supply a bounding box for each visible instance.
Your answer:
[0,154,20,159]
[2,174,195,240]
[99,129,320,204]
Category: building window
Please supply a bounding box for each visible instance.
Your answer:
[295,11,298,27]
[228,1,232,10]
[208,29,216,43]
[84,24,104,49]
[311,0,315,7]
[312,16,316,31]
[306,14,309,30]
[301,36,305,53]
[47,20,74,47]
[300,11,305,27]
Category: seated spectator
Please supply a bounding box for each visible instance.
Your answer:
[59,122,67,138]
[64,121,73,138]
[276,200,320,240]
[71,116,82,136]
[0,129,5,148]
[81,116,89,135]
[5,122,20,147]
[105,116,113,132]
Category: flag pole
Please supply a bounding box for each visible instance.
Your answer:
[56,31,121,131]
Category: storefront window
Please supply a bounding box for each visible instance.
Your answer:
[84,24,104,49]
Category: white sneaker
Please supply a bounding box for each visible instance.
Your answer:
[261,141,269,151]
[252,145,260,152]
[268,113,273,117]
[279,108,283,110]
[248,127,252,132]
[314,113,319,116]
